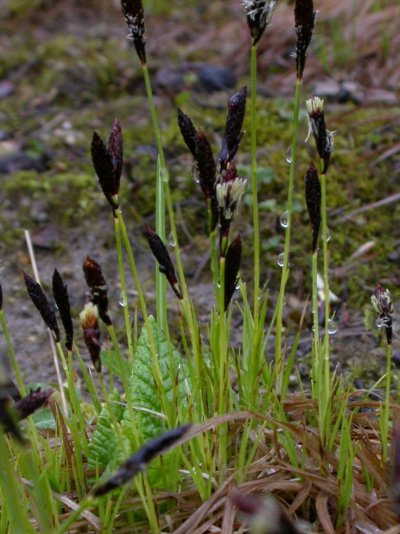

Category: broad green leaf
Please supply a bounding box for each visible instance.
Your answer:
[88,390,125,470]
[31,408,55,430]
[100,350,130,379]
[122,316,190,442]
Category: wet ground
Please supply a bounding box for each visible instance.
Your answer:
[0,0,400,391]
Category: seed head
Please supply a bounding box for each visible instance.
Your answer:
[93,425,191,496]
[304,162,321,253]
[91,119,123,211]
[52,269,74,351]
[371,284,393,345]
[177,109,197,159]
[24,273,60,342]
[306,96,333,174]
[224,235,242,310]
[294,0,316,80]
[218,87,247,172]
[83,256,112,326]
[15,388,52,421]
[143,227,182,299]
[121,0,146,65]
[80,303,102,372]
[242,1,279,46]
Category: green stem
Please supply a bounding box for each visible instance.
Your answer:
[114,215,134,362]
[155,157,167,334]
[320,172,330,402]
[250,44,260,319]
[311,250,320,400]
[382,343,392,462]
[274,78,302,396]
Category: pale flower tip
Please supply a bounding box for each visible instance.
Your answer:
[80,302,99,329]
[306,96,324,115]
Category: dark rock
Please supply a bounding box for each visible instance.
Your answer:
[155,62,236,94]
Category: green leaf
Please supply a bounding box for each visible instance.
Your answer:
[123,316,189,442]
[88,390,125,470]
[31,408,55,430]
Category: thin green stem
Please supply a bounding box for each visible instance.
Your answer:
[274,78,302,396]
[320,172,330,401]
[155,157,167,334]
[250,44,260,319]
[113,215,134,362]
[381,343,392,462]
[311,250,320,399]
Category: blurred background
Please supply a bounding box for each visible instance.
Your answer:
[0,0,399,383]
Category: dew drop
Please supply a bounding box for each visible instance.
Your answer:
[285,146,292,164]
[325,229,332,243]
[327,319,337,335]
[376,317,384,328]
[119,300,126,308]
[277,252,284,267]
[192,177,200,184]
[279,210,289,228]
[168,232,176,248]
[235,284,240,290]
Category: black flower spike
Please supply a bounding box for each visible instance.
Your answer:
[218,87,247,171]
[242,1,279,46]
[83,256,112,326]
[121,0,146,65]
[306,97,333,174]
[304,162,321,253]
[91,119,123,211]
[52,269,74,351]
[177,109,197,158]
[15,388,52,421]
[224,235,242,310]
[371,284,393,346]
[195,131,217,201]
[294,0,316,80]
[80,303,102,372]
[143,227,182,299]
[24,273,60,342]
[93,425,191,496]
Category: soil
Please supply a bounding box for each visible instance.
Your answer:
[0,0,400,392]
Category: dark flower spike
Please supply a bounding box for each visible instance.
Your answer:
[242,1,279,46]
[306,97,333,174]
[195,131,217,201]
[91,119,123,211]
[304,162,321,253]
[224,235,242,310]
[143,227,183,299]
[93,425,191,496]
[294,0,316,80]
[218,87,247,171]
[232,492,300,534]
[121,0,146,65]
[83,256,112,326]
[371,284,393,345]
[15,388,52,421]
[24,273,60,342]
[177,109,197,159]
[80,303,102,372]
[52,269,74,351]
